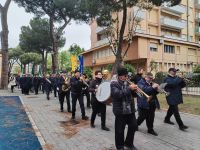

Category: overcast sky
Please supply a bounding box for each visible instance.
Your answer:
[0,0,91,50]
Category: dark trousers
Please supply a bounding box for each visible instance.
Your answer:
[82,90,91,107]
[165,105,184,127]
[71,93,86,118]
[53,86,57,97]
[91,101,106,127]
[34,85,39,94]
[137,104,156,131]
[115,114,137,150]
[59,91,71,111]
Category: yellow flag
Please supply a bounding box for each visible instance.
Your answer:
[71,55,77,72]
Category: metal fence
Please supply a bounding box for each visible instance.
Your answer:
[182,87,200,96]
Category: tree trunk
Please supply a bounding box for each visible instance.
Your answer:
[0,0,11,89]
[111,0,127,75]
[49,17,58,73]
[41,52,46,74]
[44,52,48,74]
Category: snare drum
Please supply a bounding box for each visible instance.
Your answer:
[96,82,112,104]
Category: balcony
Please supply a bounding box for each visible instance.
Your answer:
[161,4,186,14]
[95,38,109,47]
[96,26,108,34]
[160,17,186,30]
[195,0,200,8]
[133,8,145,20]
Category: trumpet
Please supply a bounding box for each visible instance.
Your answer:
[126,79,152,101]
[80,76,89,87]
[152,82,170,96]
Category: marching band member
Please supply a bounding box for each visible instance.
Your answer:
[89,70,110,131]
[57,72,71,112]
[111,67,138,150]
[81,73,91,108]
[133,67,144,84]
[43,74,52,100]
[136,72,160,136]
[70,69,89,120]
[164,68,188,131]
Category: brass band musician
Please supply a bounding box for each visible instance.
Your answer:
[57,72,71,112]
[81,73,91,108]
[136,72,160,136]
[163,68,188,131]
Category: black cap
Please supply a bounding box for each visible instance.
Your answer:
[168,68,179,72]
[117,67,128,76]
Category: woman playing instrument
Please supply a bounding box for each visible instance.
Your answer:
[89,70,110,131]
[136,72,160,136]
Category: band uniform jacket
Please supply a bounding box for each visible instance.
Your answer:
[110,80,135,115]
[164,75,186,105]
[137,78,160,109]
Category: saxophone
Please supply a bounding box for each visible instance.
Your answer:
[62,76,71,92]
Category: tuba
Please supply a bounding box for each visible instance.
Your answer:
[62,76,71,92]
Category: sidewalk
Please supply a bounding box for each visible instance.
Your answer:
[1,89,200,150]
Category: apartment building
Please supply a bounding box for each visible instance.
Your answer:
[82,0,200,74]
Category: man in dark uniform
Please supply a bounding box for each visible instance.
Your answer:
[70,69,88,120]
[81,73,91,108]
[33,74,41,95]
[57,72,71,112]
[137,72,160,136]
[89,70,110,131]
[43,74,52,100]
[164,68,188,131]
[111,67,138,150]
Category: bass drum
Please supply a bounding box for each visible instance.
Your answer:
[96,82,112,104]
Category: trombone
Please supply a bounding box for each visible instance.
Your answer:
[126,79,152,101]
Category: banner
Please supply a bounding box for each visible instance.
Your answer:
[71,55,78,72]
[78,55,84,74]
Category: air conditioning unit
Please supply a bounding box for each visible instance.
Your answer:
[159,39,164,44]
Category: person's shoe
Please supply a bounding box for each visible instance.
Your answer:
[124,145,138,150]
[71,116,75,120]
[82,116,89,120]
[101,126,110,131]
[164,120,175,125]
[60,109,63,112]
[179,125,188,131]
[68,110,72,113]
[148,130,158,136]
[90,124,95,128]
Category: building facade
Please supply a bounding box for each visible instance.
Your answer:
[82,0,200,74]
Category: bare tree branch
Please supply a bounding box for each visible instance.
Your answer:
[4,0,11,10]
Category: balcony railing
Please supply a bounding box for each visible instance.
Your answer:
[95,38,109,47]
[160,17,186,29]
[161,4,186,14]
[163,35,187,41]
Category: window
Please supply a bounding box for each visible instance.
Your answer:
[149,43,158,52]
[164,45,175,53]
